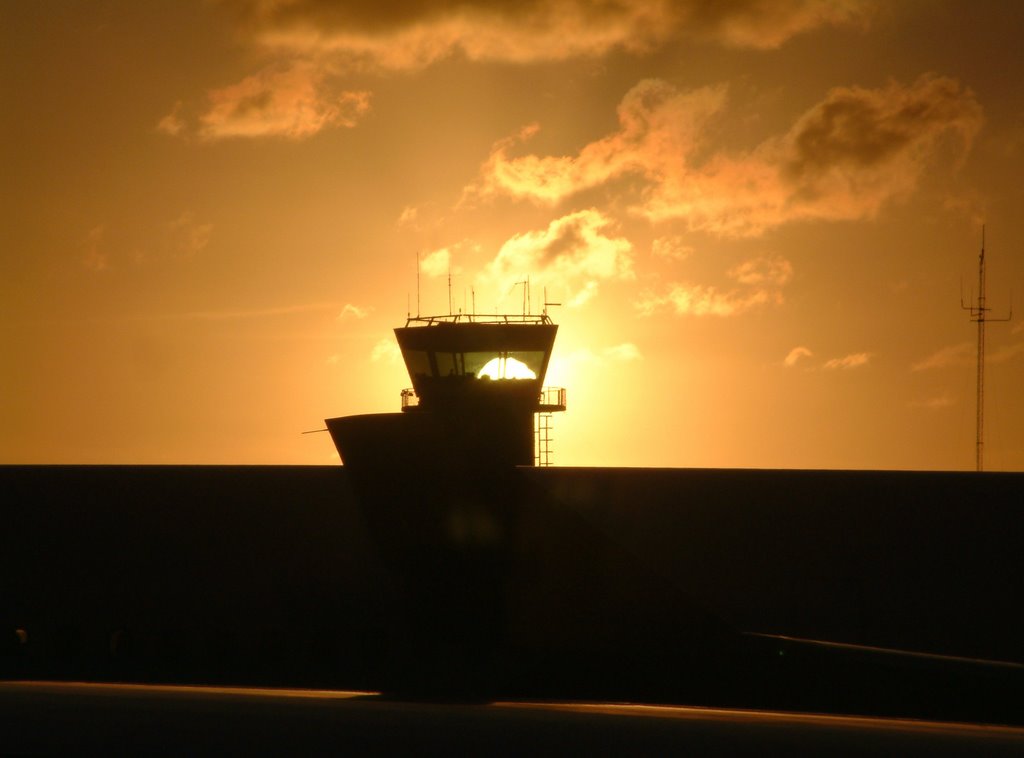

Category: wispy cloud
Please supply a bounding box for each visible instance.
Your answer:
[419,247,451,278]
[910,340,1024,370]
[989,341,1024,364]
[336,303,370,320]
[227,0,872,68]
[909,393,954,410]
[554,342,644,378]
[912,342,973,371]
[784,346,813,367]
[727,256,793,286]
[156,101,185,136]
[370,337,401,363]
[650,236,694,262]
[686,0,874,49]
[164,211,213,259]
[636,283,777,317]
[637,255,792,317]
[822,352,871,370]
[82,225,110,272]
[397,205,418,227]
[82,212,212,270]
[169,1,872,142]
[470,75,982,236]
[192,61,370,140]
[483,208,633,308]
[163,302,343,321]
[419,239,479,280]
[604,342,642,362]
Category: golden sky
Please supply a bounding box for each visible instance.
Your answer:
[3,0,1023,470]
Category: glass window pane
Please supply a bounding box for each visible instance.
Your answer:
[509,351,545,375]
[435,352,457,377]
[464,351,496,377]
[403,350,431,379]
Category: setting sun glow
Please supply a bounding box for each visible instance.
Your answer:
[477,357,537,381]
[2,1,1023,470]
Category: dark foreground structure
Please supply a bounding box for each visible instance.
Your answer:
[4,680,1024,756]
[4,314,1024,748]
[3,464,1023,731]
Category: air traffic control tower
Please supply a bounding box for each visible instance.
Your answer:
[327,312,566,474]
[325,314,567,690]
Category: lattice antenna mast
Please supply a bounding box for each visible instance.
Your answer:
[961,226,1012,471]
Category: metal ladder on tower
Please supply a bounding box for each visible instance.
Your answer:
[535,412,554,466]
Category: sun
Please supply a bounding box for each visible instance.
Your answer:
[477,356,537,380]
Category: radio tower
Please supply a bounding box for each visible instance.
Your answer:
[961,227,1012,471]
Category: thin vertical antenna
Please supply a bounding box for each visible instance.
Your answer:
[416,251,421,317]
[543,287,561,317]
[472,286,476,315]
[961,225,1012,471]
[447,262,452,315]
[512,279,528,316]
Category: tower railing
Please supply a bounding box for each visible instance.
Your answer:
[400,385,566,412]
[400,388,419,410]
[538,386,566,412]
[405,313,554,326]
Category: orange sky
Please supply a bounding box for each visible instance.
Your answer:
[3,1,1023,470]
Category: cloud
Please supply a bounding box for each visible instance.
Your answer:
[637,254,791,317]
[419,239,479,280]
[483,208,633,308]
[784,346,813,367]
[604,342,642,362]
[727,256,793,286]
[912,342,973,371]
[650,236,694,262]
[822,352,871,370]
[82,225,110,272]
[687,0,874,50]
[370,337,401,363]
[909,393,954,410]
[165,211,213,258]
[164,301,342,320]
[81,213,212,270]
[224,0,871,68]
[336,303,370,320]
[637,283,776,317]
[471,75,982,236]
[397,205,418,227]
[420,247,452,278]
[989,341,1024,364]
[171,2,871,143]
[553,342,643,380]
[156,101,185,136]
[468,82,728,206]
[197,61,370,140]
[914,338,1024,371]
